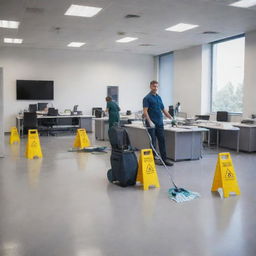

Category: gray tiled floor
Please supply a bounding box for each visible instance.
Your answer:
[0,134,256,256]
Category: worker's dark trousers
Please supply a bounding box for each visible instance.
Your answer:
[147,124,167,161]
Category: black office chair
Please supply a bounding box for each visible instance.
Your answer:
[216,111,228,122]
[23,112,38,135]
[29,104,37,113]
[48,108,58,116]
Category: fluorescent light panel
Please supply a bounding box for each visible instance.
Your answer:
[67,42,85,47]
[65,5,102,17]
[4,38,23,44]
[0,20,20,29]
[230,0,256,8]
[165,23,199,32]
[116,37,138,43]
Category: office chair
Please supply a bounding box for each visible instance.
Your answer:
[216,111,228,122]
[23,112,38,135]
[39,108,58,136]
[48,108,58,116]
[29,104,37,113]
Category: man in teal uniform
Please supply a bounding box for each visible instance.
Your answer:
[105,96,120,128]
[143,80,174,166]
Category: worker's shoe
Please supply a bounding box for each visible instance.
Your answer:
[154,159,163,166]
[163,159,174,166]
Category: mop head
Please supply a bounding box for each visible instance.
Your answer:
[168,187,200,203]
[68,146,108,153]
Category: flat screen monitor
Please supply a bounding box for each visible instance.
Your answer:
[16,80,54,100]
[38,103,48,111]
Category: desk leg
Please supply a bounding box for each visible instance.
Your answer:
[237,130,240,153]
[217,130,219,152]
[16,118,20,135]
[208,130,210,148]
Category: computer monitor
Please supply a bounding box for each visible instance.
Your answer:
[29,104,37,112]
[92,107,103,116]
[73,105,78,112]
[38,102,48,111]
[168,105,174,117]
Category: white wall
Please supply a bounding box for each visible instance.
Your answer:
[0,68,4,157]
[173,46,202,117]
[243,30,256,118]
[0,47,154,131]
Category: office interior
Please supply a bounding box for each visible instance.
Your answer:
[0,0,256,255]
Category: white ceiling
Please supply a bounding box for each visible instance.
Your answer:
[0,0,256,55]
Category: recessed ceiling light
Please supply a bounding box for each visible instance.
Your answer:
[65,5,102,17]
[165,23,199,32]
[67,42,85,47]
[4,38,23,44]
[0,20,20,29]
[230,0,256,8]
[116,37,138,43]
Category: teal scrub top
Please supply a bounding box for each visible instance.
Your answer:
[107,101,120,128]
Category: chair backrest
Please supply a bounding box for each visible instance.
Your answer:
[216,111,228,122]
[29,104,37,112]
[48,108,58,116]
[23,112,37,129]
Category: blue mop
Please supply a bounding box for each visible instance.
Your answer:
[143,119,200,203]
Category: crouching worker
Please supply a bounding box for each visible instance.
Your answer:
[105,96,120,129]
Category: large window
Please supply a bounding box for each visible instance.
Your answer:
[211,36,245,113]
[158,52,173,107]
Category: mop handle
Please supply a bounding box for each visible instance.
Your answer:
[142,119,178,188]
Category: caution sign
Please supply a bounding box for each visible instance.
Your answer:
[25,129,43,159]
[136,149,160,190]
[211,152,240,198]
[9,127,20,144]
[73,128,91,149]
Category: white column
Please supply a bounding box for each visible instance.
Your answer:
[0,67,4,157]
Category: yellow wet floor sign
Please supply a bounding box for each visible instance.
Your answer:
[211,152,240,198]
[137,149,160,190]
[25,129,43,159]
[10,127,20,144]
[73,128,91,149]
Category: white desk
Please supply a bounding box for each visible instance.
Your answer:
[16,114,93,135]
[221,123,256,152]
[196,121,240,152]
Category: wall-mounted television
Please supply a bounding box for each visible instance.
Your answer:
[16,80,54,100]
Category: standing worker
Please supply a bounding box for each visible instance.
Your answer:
[143,80,174,166]
[105,96,120,129]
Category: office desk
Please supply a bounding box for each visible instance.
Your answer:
[220,123,256,152]
[125,124,207,161]
[94,115,141,141]
[16,115,93,135]
[196,122,240,152]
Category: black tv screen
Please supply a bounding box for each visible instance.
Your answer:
[16,80,54,100]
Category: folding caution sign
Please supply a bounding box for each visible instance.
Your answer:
[10,127,20,144]
[25,129,43,159]
[136,149,160,190]
[73,128,91,149]
[211,152,240,198]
